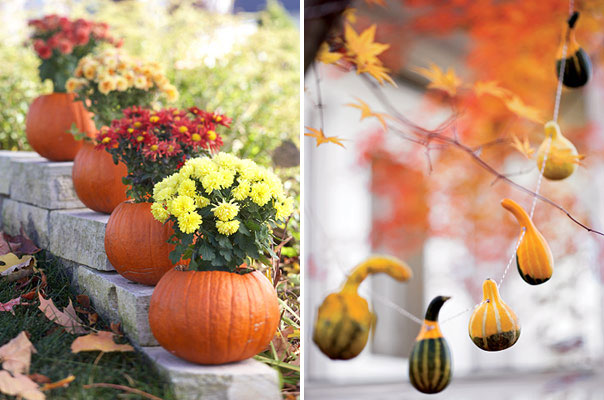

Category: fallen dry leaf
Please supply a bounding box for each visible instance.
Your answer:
[28,374,51,385]
[40,375,75,391]
[110,322,122,335]
[0,332,36,375]
[0,254,36,281]
[71,331,133,354]
[0,230,40,257]
[76,295,90,309]
[0,297,26,315]
[38,293,87,335]
[0,371,44,400]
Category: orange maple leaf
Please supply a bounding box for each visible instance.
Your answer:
[316,42,342,65]
[364,63,397,87]
[345,97,390,129]
[304,127,346,148]
[504,96,544,124]
[344,24,390,69]
[473,80,512,99]
[412,63,462,96]
[510,135,535,159]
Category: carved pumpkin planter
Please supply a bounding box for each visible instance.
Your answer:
[105,202,179,285]
[26,93,95,161]
[72,142,129,214]
[149,268,280,365]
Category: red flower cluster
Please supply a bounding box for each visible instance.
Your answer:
[29,15,121,60]
[97,106,228,161]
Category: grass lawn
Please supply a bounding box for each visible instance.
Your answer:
[0,250,173,400]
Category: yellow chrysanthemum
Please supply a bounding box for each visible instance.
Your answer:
[250,182,272,206]
[195,195,210,208]
[151,202,170,223]
[187,157,217,178]
[98,77,117,95]
[66,78,85,93]
[232,179,251,201]
[178,211,202,234]
[134,75,148,89]
[275,196,294,221]
[115,76,129,92]
[216,220,240,236]
[154,187,175,202]
[238,159,261,181]
[168,195,196,218]
[212,201,240,222]
[217,168,236,189]
[82,62,97,80]
[177,178,197,198]
[213,152,239,169]
[201,171,223,194]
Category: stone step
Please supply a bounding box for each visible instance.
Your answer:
[73,265,156,347]
[7,156,84,210]
[0,151,40,195]
[49,209,114,272]
[141,347,281,400]
[1,198,50,248]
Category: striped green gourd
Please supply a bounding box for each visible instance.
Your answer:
[408,296,451,394]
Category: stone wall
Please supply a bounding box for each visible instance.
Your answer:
[0,150,281,400]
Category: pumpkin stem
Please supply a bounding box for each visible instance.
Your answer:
[424,295,451,322]
[501,198,532,229]
[481,279,501,303]
[341,255,413,294]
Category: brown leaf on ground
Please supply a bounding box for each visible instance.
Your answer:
[40,375,75,391]
[0,254,36,281]
[28,374,51,385]
[0,230,40,257]
[110,322,122,335]
[76,295,90,309]
[38,293,87,335]
[0,331,37,375]
[88,313,98,325]
[71,331,134,354]
[0,371,44,400]
[0,297,27,315]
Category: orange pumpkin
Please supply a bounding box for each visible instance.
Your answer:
[149,268,280,364]
[105,201,180,285]
[26,93,95,161]
[72,142,129,214]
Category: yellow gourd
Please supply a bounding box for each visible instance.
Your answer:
[312,255,413,360]
[536,121,579,181]
[469,279,520,351]
[501,198,554,285]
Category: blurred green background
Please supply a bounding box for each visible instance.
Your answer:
[0,0,300,168]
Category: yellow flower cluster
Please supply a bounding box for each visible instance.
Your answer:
[66,48,178,101]
[151,152,294,237]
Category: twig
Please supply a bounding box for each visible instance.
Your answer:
[83,383,163,400]
[362,75,604,237]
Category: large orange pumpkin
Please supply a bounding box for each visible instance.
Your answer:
[26,93,95,161]
[72,142,129,214]
[149,268,280,365]
[105,201,180,285]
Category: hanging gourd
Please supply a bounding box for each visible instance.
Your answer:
[556,11,591,88]
[501,198,554,285]
[408,296,452,394]
[536,121,579,181]
[312,255,413,360]
[469,279,520,351]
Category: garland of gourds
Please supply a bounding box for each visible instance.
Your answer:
[312,7,591,394]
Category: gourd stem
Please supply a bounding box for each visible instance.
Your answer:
[342,255,412,294]
[424,296,450,322]
[567,11,579,29]
[501,198,532,229]
[481,279,501,302]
